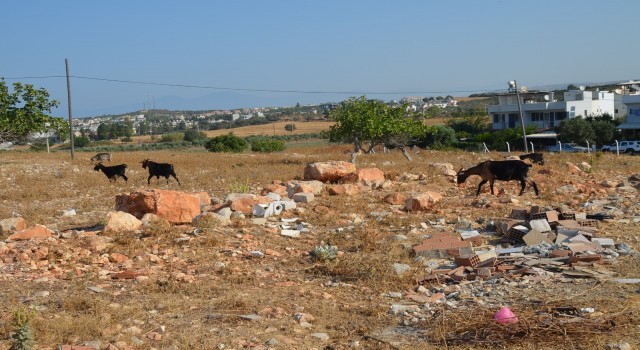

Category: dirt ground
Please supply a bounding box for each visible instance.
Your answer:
[1,145,639,350]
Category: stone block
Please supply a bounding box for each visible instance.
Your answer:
[292,192,314,203]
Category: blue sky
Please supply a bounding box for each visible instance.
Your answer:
[2,0,639,117]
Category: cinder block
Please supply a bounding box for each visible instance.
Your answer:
[530,210,559,223]
[577,219,599,228]
[505,225,529,243]
[455,254,480,267]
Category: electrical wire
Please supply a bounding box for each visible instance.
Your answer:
[3,74,503,96]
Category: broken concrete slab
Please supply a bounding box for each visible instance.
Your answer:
[280,230,301,238]
[529,219,552,232]
[522,229,552,246]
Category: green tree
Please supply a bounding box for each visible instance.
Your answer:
[138,121,151,135]
[590,119,616,147]
[0,79,67,143]
[421,125,457,149]
[123,117,134,138]
[205,133,248,153]
[328,96,427,161]
[96,123,111,140]
[556,117,595,144]
[447,115,490,138]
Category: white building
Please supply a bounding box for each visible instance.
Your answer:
[489,89,622,130]
[618,81,640,131]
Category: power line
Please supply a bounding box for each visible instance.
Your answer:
[4,74,502,95]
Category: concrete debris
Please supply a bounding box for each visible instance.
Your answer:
[412,205,638,286]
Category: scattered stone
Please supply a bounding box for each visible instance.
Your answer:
[405,192,443,211]
[116,189,202,223]
[310,333,330,341]
[384,192,406,205]
[392,263,411,276]
[303,161,356,182]
[606,342,631,350]
[292,192,314,203]
[104,211,143,233]
[239,314,262,321]
[0,217,26,233]
[7,224,54,241]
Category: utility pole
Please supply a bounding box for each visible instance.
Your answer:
[509,80,528,152]
[65,58,75,160]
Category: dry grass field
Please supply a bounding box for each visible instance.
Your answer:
[126,117,452,144]
[1,145,639,349]
[126,121,334,144]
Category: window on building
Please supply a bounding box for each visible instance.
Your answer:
[531,112,544,122]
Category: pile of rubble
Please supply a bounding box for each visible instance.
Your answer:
[413,206,637,285]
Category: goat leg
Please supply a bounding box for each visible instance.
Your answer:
[476,180,488,196]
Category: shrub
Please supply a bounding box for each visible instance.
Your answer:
[74,136,91,148]
[284,123,296,132]
[250,138,286,153]
[160,133,184,143]
[205,133,248,153]
[11,307,35,350]
[183,129,208,143]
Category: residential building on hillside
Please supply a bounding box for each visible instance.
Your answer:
[489,89,622,131]
[618,81,640,131]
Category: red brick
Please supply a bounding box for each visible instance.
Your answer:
[447,266,465,276]
[550,250,572,258]
[111,270,139,279]
[462,235,483,247]
[415,274,439,284]
[568,254,602,263]
[496,265,516,272]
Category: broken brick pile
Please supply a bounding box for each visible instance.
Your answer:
[413,206,634,284]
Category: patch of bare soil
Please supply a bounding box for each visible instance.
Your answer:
[1,147,639,350]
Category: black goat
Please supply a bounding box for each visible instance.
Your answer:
[141,159,181,185]
[94,163,128,182]
[456,159,539,196]
[90,152,112,163]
